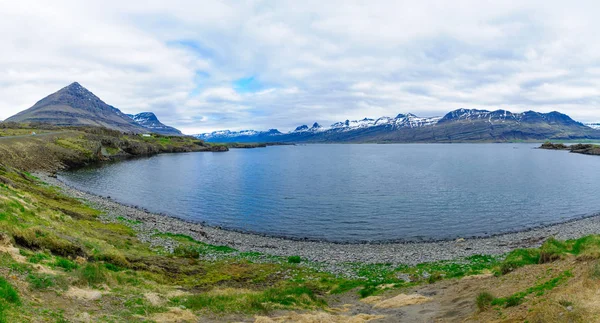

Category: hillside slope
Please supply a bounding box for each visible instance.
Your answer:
[0,125,598,321]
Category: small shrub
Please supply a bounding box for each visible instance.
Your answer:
[53,257,78,272]
[558,299,574,307]
[287,256,302,264]
[174,246,200,259]
[499,262,517,275]
[27,273,57,290]
[359,285,378,298]
[78,263,107,286]
[539,238,568,263]
[427,272,443,284]
[104,263,123,272]
[504,295,522,307]
[27,253,50,264]
[96,251,130,268]
[476,292,495,311]
[591,262,600,280]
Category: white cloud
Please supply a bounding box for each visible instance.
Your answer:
[1,0,600,134]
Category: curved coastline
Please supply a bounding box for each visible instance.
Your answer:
[43,173,600,265]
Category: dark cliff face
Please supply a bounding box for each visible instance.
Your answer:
[6,82,147,133]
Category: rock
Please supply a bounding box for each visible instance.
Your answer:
[65,287,104,301]
[144,293,165,306]
[151,307,197,322]
[75,312,92,323]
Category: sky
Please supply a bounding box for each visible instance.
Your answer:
[1,1,600,134]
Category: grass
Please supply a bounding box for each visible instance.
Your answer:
[52,257,78,272]
[288,256,302,264]
[1,126,600,320]
[27,252,50,264]
[27,273,67,290]
[491,270,573,308]
[476,291,494,311]
[590,262,600,280]
[0,277,20,305]
[0,277,20,323]
[177,285,325,314]
[77,263,108,286]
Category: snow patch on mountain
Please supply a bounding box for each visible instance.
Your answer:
[586,123,600,130]
[195,113,441,139]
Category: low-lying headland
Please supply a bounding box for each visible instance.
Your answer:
[540,142,600,156]
[0,124,600,322]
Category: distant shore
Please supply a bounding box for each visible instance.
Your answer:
[539,142,600,156]
[38,173,600,266]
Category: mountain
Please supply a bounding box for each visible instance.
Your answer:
[6,82,146,133]
[586,123,600,130]
[127,112,182,136]
[195,109,600,143]
[6,82,183,135]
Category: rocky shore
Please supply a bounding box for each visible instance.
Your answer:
[40,173,600,266]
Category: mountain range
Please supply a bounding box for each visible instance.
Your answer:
[196,109,600,143]
[5,82,600,142]
[5,82,182,136]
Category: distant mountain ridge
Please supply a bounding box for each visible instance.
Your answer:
[196,109,600,143]
[586,123,600,130]
[6,82,182,135]
[127,112,182,135]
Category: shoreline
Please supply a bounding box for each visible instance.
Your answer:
[41,173,600,265]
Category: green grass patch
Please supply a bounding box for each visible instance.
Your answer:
[123,297,166,316]
[77,263,108,286]
[157,232,236,254]
[27,252,50,264]
[287,256,302,264]
[179,285,324,314]
[492,270,572,307]
[0,277,20,305]
[52,257,78,272]
[27,273,67,290]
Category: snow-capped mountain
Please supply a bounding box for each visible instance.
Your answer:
[586,123,600,130]
[6,82,148,133]
[195,113,441,141]
[198,129,281,140]
[195,109,600,143]
[127,112,182,136]
[5,82,184,135]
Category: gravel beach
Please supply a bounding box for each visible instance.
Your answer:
[40,173,600,266]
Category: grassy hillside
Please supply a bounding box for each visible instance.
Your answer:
[0,124,227,172]
[0,125,598,321]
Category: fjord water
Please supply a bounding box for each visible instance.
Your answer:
[60,144,600,243]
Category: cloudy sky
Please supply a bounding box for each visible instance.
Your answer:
[1,1,600,134]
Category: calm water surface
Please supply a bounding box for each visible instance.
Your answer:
[60,144,600,242]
